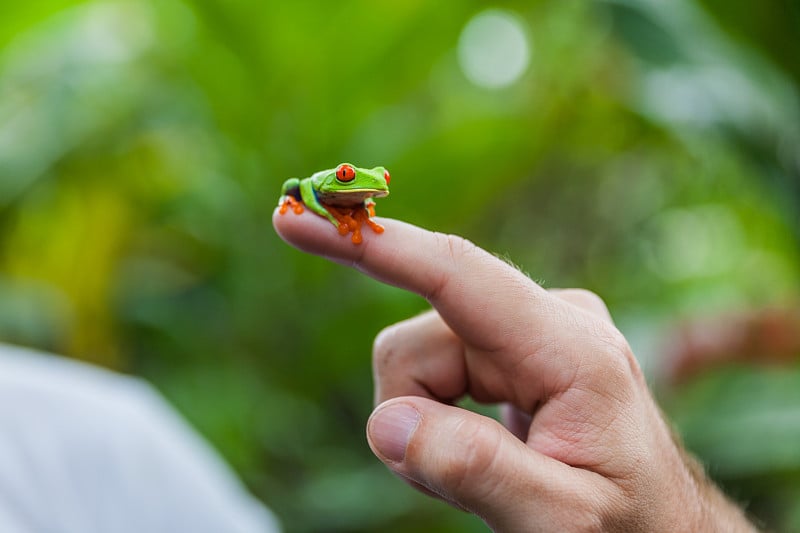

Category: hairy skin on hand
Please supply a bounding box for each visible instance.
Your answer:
[274,210,760,533]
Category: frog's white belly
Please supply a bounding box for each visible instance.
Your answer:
[317,189,388,207]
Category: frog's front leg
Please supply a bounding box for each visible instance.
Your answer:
[365,198,377,218]
[355,203,384,236]
[299,179,340,227]
[362,199,384,233]
[278,178,304,215]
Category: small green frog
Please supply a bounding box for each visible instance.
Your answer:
[278,163,391,244]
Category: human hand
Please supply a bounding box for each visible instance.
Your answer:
[273,210,756,532]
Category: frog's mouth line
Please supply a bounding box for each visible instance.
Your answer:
[319,189,389,206]
[320,189,389,197]
[326,188,388,194]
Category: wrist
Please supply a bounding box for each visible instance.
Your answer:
[636,403,758,532]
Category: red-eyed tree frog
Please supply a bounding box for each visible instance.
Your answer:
[278,163,391,244]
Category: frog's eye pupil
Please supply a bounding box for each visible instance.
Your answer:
[336,164,355,182]
[383,169,391,185]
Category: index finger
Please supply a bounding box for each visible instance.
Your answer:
[273,208,555,354]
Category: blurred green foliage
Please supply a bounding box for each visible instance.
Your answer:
[0,0,798,531]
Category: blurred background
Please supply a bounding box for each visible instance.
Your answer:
[0,0,798,531]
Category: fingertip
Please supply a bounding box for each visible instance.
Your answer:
[272,206,320,245]
[367,399,422,464]
[272,207,355,257]
[273,207,420,271]
[368,396,559,526]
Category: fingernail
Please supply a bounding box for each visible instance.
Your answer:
[368,403,420,463]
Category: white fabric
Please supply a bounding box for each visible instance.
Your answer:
[0,344,280,533]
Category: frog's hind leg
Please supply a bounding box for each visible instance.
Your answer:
[279,179,305,215]
[349,206,383,244]
[357,204,384,235]
[324,205,358,237]
[279,195,304,215]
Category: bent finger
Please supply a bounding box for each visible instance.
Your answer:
[549,288,614,324]
[274,210,626,410]
[372,310,466,406]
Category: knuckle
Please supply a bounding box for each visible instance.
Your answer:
[600,325,630,358]
[557,288,613,322]
[589,323,641,381]
[442,233,477,263]
[372,318,429,377]
[570,289,608,311]
[604,327,636,367]
[424,233,480,301]
[595,488,646,532]
[440,417,505,498]
[567,509,606,533]
[372,324,402,372]
[555,489,632,533]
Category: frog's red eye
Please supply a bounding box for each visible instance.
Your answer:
[336,164,356,182]
[383,169,391,185]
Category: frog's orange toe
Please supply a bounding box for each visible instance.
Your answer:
[365,218,384,234]
[280,196,304,215]
[322,204,374,245]
[354,206,384,235]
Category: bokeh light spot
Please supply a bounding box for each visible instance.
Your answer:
[457,9,530,89]
[458,9,530,89]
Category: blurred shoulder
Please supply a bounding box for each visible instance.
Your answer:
[0,343,281,533]
[0,343,156,410]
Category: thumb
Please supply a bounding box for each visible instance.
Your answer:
[366,397,589,530]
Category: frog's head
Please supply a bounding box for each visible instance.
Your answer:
[316,163,390,207]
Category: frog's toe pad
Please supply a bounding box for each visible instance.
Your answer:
[279,196,304,215]
[365,219,384,234]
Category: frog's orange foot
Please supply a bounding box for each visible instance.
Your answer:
[354,207,384,234]
[324,204,383,245]
[341,213,358,233]
[364,217,384,234]
[279,196,304,215]
[348,206,383,243]
[337,215,360,237]
[323,205,355,235]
